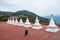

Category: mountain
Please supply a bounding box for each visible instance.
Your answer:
[45,16,60,25]
[0,11,14,16]
[0,10,49,24]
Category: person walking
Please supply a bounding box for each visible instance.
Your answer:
[24,29,28,36]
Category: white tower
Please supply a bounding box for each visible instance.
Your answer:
[32,16,42,29]
[11,18,15,24]
[18,18,24,26]
[7,18,12,24]
[7,18,10,24]
[14,18,19,25]
[45,15,59,32]
[24,17,32,27]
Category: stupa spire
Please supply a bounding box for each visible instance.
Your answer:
[48,14,57,27]
[7,18,10,24]
[14,18,19,25]
[35,16,39,22]
[32,16,42,29]
[24,17,32,27]
[8,18,12,24]
[11,18,15,24]
[18,18,24,26]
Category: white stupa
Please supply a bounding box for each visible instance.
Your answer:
[45,15,59,32]
[7,18,10,24]
[24,17,32,27]
[7,18,13,24]
[14,18,19,25]
[11,18,15,24]
[32,16,42,29]
[18,18,24,26]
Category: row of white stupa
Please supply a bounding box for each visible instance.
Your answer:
[7,15,59,32]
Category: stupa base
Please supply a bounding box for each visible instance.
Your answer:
[14,23,19,25]
[32,26,42,29]
[10,23,15,24]
[45,28,59,32]
[8,23,13,24]
[24,24,32,28]
[18,23,24,26]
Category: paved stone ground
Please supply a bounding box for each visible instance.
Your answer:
[0,22,60,40]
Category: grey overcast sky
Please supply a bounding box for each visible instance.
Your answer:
[0,0,60,16]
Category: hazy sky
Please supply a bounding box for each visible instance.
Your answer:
[0,0,60,16]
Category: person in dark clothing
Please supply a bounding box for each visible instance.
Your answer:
[24,29,28,36]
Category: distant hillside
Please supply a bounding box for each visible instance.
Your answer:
[0,10,49,24]
[0,11,14,16]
